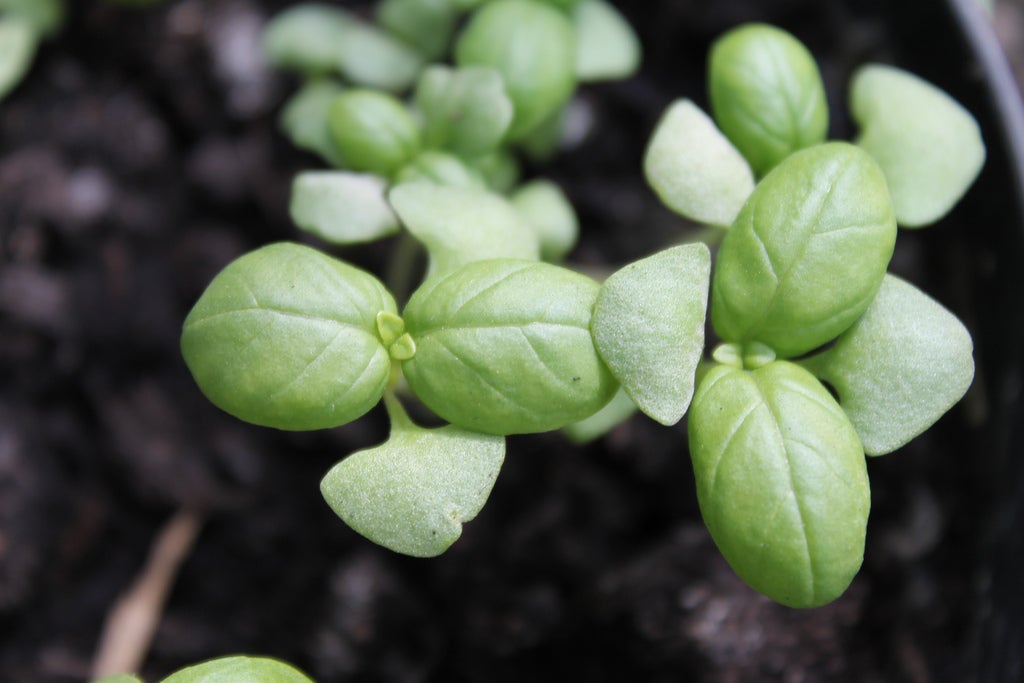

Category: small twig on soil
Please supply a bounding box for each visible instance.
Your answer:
[91,509,205,680]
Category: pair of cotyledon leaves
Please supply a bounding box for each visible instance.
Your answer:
[93,655,313,683]
[181,238,711,556]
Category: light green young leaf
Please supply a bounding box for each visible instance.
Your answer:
[509,179,578,261]
[377,0,458,62]
[572,0,640,82]
[279,79,347,167]
[644,99,755,227]
[290,171,399,244]
[335,20,424,92]
[161,656,314,683]
[712,142,896,358]
[0,0,63,38]
[591,244,710,425]
[709,23,829,176]
[415,65,514,158]
[455,0,577,140]
[262,3,356,75]
[181,243,396,431]
[850,63,986,227]
[688,361,870,608]
[388,183,539,277]
[800,274,974,456]
[394,150,488,189]
[402,259,617,434]
[0,18,35,101]
[328,89,421,178]
[562,385,638,443]
[470,149,521,193]
[321,396,505,557]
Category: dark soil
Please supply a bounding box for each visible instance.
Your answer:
[2,1,1023,681]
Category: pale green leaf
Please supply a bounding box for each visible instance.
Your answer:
[402,259,617,434]
[262,3,356,75]
[644,99,755,227]
[0,18,35,101]
[290,171,399,244]
[851,63,986,227]
[688,361,869,608]
[509,179,578,261]
[335,21,424,92]
[377,0,458,62]
[321,400,505,557]
[572,0,640,82]
[279,79,347,167]
[414,65,514,158]
[181,243,396,431]
[711,142,896,358]
[388,183,539,277]
[709,23,828,176]
[800,274,974,455]
[469,150,521,193]
[394,150,488,189]
[455,0,577,140]
[592,244,710,425]
[161,656,313,683]
[0,0,63,38]
[328,89,421,177]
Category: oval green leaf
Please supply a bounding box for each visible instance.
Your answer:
[414,65,514,159]
[644,98,755,227]
[709,23,828,176]
[509,179,579,261]
[591,243,710,425]
[181,243,396,431]
[279,79,347,167]
[0,0,63,38]
[800,274,975,456]
[711,142,897,358]
[388,183,540,277]
[0,18,36,101]
[688,361,870,608]
[402,259,617,434]
[851,63,986,227]
[377,0,458,61]
[321,401,505,557]
[572,0,640,82]
[394,150,488,189]
[290,171,399,244]
[455,0,577,140]
[328,89,421,178]
[262,3,356,75]
[161,656,314,683]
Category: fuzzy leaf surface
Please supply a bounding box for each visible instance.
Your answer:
[389,183,539,277]
[851,63,986,227]
[688,361,869,608]
[592,244,710,425]
[402,259,616,434]
[455,0,577,139]
[709,23,828,176]
[572,0,640,82]
[644,99,755,227]
[321,416,505,557]
[711,142,896,358]
[181,243,395,431]
[800,274,974,455]
[290,171,399,244]
[161,656,314,683]
[415,65,514,158]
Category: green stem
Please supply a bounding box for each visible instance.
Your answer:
[383,390,415,432]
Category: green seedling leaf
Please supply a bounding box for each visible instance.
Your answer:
[377,0,458,61]
[328,89,421,178]
[414,65,514,158]
[262,3,356,75]
[850,63,986,227]
[712,142,896,358]
[509,179,578,261]
[455,0,577,140]
[290,171,399,244]
[279,79,347,167]
[161,655,314,683]
[181,243,396,431]
[388,183,540,277]
[563,385,638,443]
[591,244,711,425]
[470,149,521,193]
[0,0,63,38]
[0,18,35,101]
[394,150,488,189]
[92,676,142,683]
[335,20,424,92]
[644,99,755,227]
[321,396,505,556]
[709,23,828,176]
[403,259,617,434]
[572,0,640,82]
[688,361,870,608]
[800,274,974,456]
